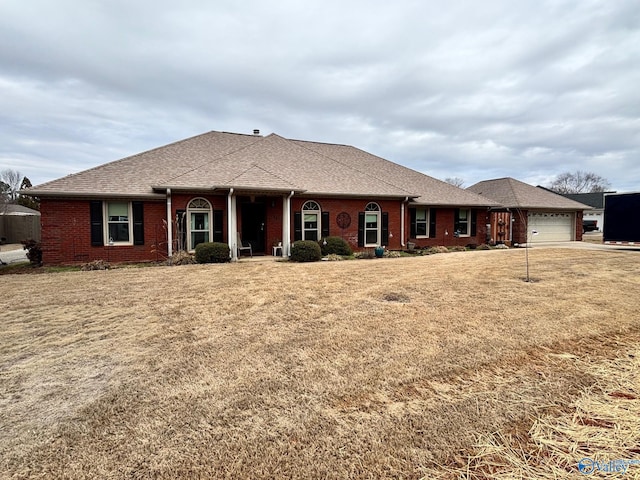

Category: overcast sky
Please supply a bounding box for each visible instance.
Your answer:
[1,0,639,191]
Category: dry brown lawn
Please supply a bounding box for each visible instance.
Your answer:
[1,248,639,479]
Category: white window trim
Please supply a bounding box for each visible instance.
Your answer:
[364,202,381,247]
[187,197,213,251]
[456,208,471,238]
[302,200,321,241]
[104,201,133,246]
[415,207,429,239]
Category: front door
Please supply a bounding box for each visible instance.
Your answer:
[240,200,266,253]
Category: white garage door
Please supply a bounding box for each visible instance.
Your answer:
[527,211,574,242]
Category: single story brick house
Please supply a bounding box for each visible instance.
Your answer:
[467,177,590,244]
[27,130,499,264]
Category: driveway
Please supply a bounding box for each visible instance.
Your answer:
[0,244,28,265]
[523,241,640,251]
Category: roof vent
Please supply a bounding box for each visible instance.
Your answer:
[253,129,260,135]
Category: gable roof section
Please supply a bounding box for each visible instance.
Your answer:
[291,139,498,206]
[467,177,591,210]
[27,130,496,206]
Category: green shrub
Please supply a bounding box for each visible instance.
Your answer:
[195,242,230,263]
[291,241,322,262]
[320,236,353,256]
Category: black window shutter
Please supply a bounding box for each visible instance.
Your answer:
[90,200,103,246]
[321,211,330,238]
[454,208,461,233]
[409,208,417,238]
[132,201,144,245]
[294,212,302,241]
[357,212,365,247]
[213,210,224,242]
[471,210,477,237]
[429,208,437,238]
[381,212,389,246]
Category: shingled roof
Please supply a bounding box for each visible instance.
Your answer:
[28,130,496,206]
[467,177,591,210]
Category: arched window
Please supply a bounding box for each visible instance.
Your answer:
[187,198,212,250]
[364,202,381,246]
[302,200,321,241]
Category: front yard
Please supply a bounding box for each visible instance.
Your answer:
[1,248,639,479]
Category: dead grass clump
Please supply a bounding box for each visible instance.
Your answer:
[325,253,344,261]
[167,250,196,265]
[425,246,450,254]
[381,292,410,303]
[80,259,111,271]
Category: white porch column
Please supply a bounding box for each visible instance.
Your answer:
[228,188,237,261]
[166,189,173,257]
[283,191,294,257]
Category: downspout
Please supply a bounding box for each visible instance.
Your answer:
[400,197,409,247]
[228,188,235,261]
[166,189,173,257]
[283,190,294,257]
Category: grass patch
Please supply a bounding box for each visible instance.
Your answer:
[1,248,639,478]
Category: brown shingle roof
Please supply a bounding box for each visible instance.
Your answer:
[27,130,496,206]
[467,177,591,210]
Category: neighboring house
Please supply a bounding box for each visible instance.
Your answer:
[560,191,615,232]
[467,177,590,244]
[0,204,41,244]
[26,130,498,264]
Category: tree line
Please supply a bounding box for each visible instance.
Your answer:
[0,169,39,211]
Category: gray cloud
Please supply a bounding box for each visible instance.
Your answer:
[1,0,638,191]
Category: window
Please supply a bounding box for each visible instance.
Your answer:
[454,208,470,237]
[106,202,132,244]
[188,198,212,250]
[415,208,428,237]
[302,200,321,241]
[90,201,144,247]
[364,202,380,246]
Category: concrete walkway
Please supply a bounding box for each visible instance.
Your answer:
[0,244,28,265]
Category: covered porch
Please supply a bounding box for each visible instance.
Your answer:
[166,188,301,261]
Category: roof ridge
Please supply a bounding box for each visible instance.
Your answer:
[160,133,265,185]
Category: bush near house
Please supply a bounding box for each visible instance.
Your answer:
[194,242,230,263]
[291,241,322,262]
[21,239,42,266]
[320,236,353,256]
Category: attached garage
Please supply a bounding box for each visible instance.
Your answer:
[467,177,590,245]
[527,211,574,242]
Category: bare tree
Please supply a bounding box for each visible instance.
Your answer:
[444,177,465,188]
[548,171,611,194]
[0,169,23,201]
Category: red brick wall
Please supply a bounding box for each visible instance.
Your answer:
[291,197,405,250]
[575,211,583,241]
[41,196,499,264]
[40,199,166,265]
[407,207,490,248]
